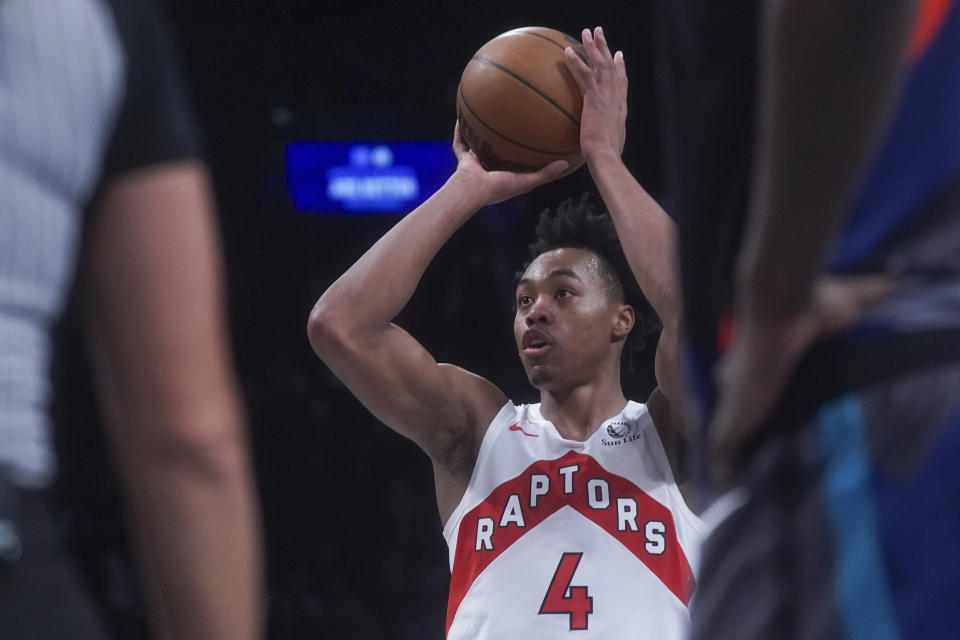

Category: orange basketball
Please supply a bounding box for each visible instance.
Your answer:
[456,27,585,173]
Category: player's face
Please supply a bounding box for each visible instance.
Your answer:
[514,248,628,391]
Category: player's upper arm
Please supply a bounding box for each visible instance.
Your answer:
[653,321,691,438]
[308,302,506,467]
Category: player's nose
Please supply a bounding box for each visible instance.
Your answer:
[524,297,553,326]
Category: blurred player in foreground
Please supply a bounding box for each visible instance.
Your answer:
[309,27,705,639]
[651,0,960,637]
[0,0,263,638]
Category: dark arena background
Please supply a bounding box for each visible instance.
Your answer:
[51,1,665,637]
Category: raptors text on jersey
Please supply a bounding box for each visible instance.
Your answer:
[443,401,707,639]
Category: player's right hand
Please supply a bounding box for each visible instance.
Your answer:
[451,120,573,205]
[563,26,627,165]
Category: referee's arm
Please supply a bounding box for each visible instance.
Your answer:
[84,161,263,640]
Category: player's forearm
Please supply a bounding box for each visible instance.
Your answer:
[588,152,680,329]
[738,0,916,321]
[309,172,485,346]
[113,404,263,640]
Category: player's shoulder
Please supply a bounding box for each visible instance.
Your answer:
[597,400,654,432]
[623,399,651,419]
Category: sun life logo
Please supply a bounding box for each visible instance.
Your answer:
[606,421,631,439]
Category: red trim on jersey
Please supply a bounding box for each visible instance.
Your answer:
[445,450,696,635]
[907,0,954,61]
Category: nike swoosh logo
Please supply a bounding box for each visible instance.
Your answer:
[509,424,539,437]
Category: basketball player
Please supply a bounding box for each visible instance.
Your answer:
[651,0,960,637]
[0,1,262,638]
[308,27,705,638]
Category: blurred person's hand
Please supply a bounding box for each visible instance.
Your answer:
[710,274,898,483]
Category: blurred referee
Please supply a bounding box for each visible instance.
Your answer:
[0,1,262,638]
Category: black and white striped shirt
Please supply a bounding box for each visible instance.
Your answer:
[0,0,201,487]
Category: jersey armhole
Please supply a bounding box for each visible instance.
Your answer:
[442,399,517,540]
[641,410,711,537]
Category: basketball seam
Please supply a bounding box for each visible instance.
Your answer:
[515,28,574,52]
[458,84,579,156]
[471,55,581,127]
[514,29,590,68]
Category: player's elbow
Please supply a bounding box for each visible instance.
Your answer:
[307,294,352,359]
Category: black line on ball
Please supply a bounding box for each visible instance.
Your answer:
[515,28,570,51]
[514,28,590,66]
[458,84,578,156]
[471,55,580,127]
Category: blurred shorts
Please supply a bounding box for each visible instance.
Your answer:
[0,486,110,640]
[691,359,960,640]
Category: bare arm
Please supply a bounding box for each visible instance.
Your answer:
[710,0,917,470]
[307,128,568,474]
[739,0,916,318]
[563,28,685,422]
[84,161,263,640]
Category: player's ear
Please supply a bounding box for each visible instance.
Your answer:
[612,304,634,341]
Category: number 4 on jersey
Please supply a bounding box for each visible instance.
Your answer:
[539,552,593,630]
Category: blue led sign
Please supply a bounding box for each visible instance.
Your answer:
[285,141,455,215]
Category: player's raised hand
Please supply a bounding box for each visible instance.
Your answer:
[562,26,627,164]
[452,120,571,205]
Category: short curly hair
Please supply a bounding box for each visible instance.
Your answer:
[519,193,661,369]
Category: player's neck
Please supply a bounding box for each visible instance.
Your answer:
[538,381,627,442]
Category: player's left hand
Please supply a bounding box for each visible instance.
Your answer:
[562,26,627,164]
[710,274,898,484]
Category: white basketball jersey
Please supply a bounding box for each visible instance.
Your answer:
[442,400,707,639]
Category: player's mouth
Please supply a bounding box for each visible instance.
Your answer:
[521,328,554,357]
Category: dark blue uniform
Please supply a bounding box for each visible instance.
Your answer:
[653,1,960,637]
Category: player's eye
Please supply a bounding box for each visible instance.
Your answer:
[556,288,572,299]
[517,294,533,307]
